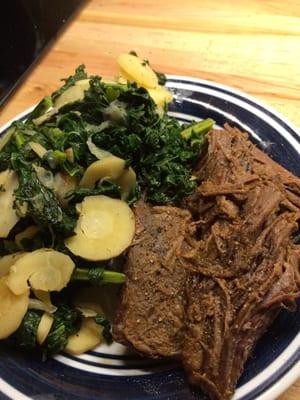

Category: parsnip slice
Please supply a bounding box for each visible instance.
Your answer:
[33,290,57,313]
[37,313,54,345]
[0,169,20,238]
[54,79,90,109]
[117,54,158,89]
[6,249,75,295]
[80,156,136,199]
[0,252,25,277]
[116,167,136,200]
[53,172,77,206]
[79,156,126,188]
[65,317,103,355]
[0,276,29,339]
[65,195,135,261]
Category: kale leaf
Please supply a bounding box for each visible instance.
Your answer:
[43,304,82,357]
[13,310,42,350]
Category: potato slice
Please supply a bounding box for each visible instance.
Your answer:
[65,195,135,261]
[116,167,136,200]
[65,317,103,355]
[147,85,173,108]
[54,79,90,109]
[80,156,126,188]
[0,276,29,339]
[6,249,75,295]
[117,54,158,89]
[0,170,20,238]
[15,226,39,250]
[0,252,25,278]
[37,313,54,345]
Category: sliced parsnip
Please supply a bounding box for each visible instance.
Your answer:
[76,307,98,318]
[29,142,47,158]
[65,317,103,355]
[0,252,25,278]
[0,127,16,152]
[147,85,173,108]
[0,169,20,238]
[37,313,54,345]
[33,290,57,313]
[53,172,77,206]
[54,80,90,109]
[116,167,136,200]
[33,108,58,126]
[6,249,75,295]
[0,276,29,339]
[117,54,158,89]
[80,156,136,198]
[65,195,135,261]
[80,156,126,188]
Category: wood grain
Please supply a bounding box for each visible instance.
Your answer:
[0,1,299,398]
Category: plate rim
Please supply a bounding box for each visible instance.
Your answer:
[0,76,299,400]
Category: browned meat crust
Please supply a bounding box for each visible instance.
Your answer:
[183,124,300,400]
[113,200,194,358]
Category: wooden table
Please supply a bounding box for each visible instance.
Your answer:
[0,1,299,398]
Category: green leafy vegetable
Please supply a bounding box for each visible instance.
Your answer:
[43,304,82,357]
[51,64,88,100]
[13,310,42,350]
[95,315,112,344]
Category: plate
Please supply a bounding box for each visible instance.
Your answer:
[0,76,299,400]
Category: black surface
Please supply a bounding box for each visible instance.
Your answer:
[0,0,84,107]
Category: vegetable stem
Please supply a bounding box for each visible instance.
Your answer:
[15,131,25,148]
[72,267,126,285]
[181,118,215,140]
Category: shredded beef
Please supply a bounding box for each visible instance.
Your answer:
[113,124,300,400]
[183,125,300,400]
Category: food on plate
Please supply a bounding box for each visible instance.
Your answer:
[0,51,299,400]
[6,249,75,295]
[65,317,103,355]
[114,124,300,400]
[36,313,54,345]
[0,276,29,339]
[0,169,20,237]
[65,195,135,260]
[114,200,194,357]
[0,52,208,360]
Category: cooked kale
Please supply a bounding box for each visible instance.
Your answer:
[95,315,112,344]
[43,304,82,358]
[13,310,42,350]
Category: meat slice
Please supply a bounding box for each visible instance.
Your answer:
[113,200,194,358]
[183,125,300,400]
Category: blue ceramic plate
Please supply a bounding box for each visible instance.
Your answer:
[0,76,299,400]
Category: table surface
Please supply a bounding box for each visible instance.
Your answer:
[0,0,299,398]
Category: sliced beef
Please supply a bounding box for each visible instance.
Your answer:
[113,200,194,358]
[183,125,300,400]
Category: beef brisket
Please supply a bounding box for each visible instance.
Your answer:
[183,125,300,400]
[113,200,194,358]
